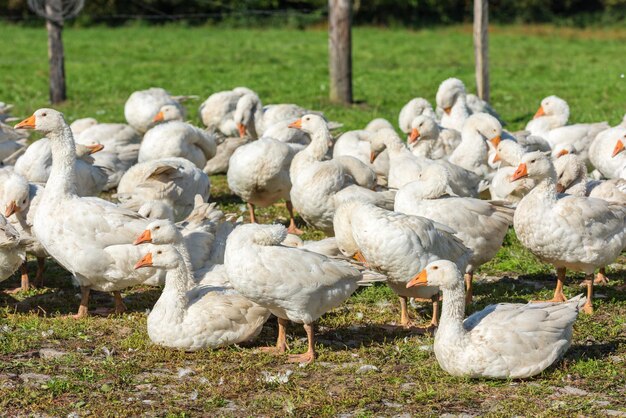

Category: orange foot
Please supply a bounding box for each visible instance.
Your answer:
[71,306,89,319]
[531,295,567,304]
[594,273,609,286]
[287,352,314,364]
[287,225,304,235]
[4,286,29,294]
[582,302,594,315]
[258,345,287,355]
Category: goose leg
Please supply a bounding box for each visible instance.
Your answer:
[260,317,289,354]
[532,267,567,303]
[594,267,609,286]
[247,203,256,224]
[397,296,432,334]
[113,291,127,315]
[6,262,30,293]
[288,323,315,364]
[285,201,303,235]
[35,257,45,287]
[429,295,440,329]
[583,274,594,314]
[464,271,473,305]
[72,286,90,319]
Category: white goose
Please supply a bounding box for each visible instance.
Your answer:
[588,127,626,179]
[511,151,626,314]
[139,105,217,170]
[199,87,256,137]
[124,87,188,134]
[15,109,162,318]
[395,164,514,304]
[0,213,24,285]
[225,223,372,363]
[407,115,461,160]
[333,200,471,330]
[0,171,47,290]
[398,97,437,135]
[117,157,210,222]
[135,244,270,350]
[406,260,585,379]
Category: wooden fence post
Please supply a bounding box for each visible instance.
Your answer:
[473,0,489,102]
[46,0,67,104]
[328,0,352,104]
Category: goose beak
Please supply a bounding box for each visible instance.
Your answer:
[134,252,153,269]
[443,107,451,115]
[237,123,246,138]
[288,119,302,129]
[493,152,501,163]
[510,163,528,182]
[533,106,545,119]
[133,230,152,245]
[5,201,18,217]
[490,136,501,148]
[408,128,420,144]
[15,115,36,130]
[369,151,379,164]
[406,269,428,288]
[556,183,566,193]
[85,144,104,154]
[353,250,367,264]
[153,111,164,123]
[612,139,624,157]
[557,149,569,158]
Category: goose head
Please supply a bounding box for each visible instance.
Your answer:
[552,143,575,159]
[612,137,624,158]
[234,93,261,138]
[406,260,462,290]
[408,115,439,144]
[15,108,66,135]
[153,104,184,124]
[510,151,556,183]
[137,200,175,221]
[288,114,328,135]
[436,78,467,114]
[134,244,182,270]
[369,128,402,162]
[553,153,585,193]
[534,95,569,121]
[494,140,524,166]
[228,223,288,247]
[134,219,180,245]
[1,174,30,217]
[462,113,502,148]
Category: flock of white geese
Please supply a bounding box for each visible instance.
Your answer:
[0,77,624,379]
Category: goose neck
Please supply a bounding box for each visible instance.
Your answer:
[306,127,331,160]
[46,125,78,197]
[437,285,467,338]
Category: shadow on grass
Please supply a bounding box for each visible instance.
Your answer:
[567,339,626,362]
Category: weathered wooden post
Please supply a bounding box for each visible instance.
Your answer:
[328,0,352,104]
[27,0,84,104]
[473,0,489,102]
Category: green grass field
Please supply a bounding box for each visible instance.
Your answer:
[0,23,625,417]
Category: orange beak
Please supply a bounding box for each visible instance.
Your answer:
[510,163,528,181]
[288,119,302,129]
[133,229,152,245]
[5,201,18,217]
[353,250,367,264]
[406,269,428,288]
[369,151,379,164]
[408,128,420,144]
[134,252,153,269]
[237,123,246,138]
[556,149,569,158]
[15,115,36,130]
[493,152,501,163]
[443,107,451,115]
[490,136,501,148]
[533,106,545,119]
[556,183,566,193]
[153,111,164,123]
[612,139,624,157]
[85,144,104,154]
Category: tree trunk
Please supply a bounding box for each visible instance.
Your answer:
[328,0,352,104]
[46,0,66,104]
[473,0,489,102]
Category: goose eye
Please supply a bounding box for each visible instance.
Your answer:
[22,199,26,204]
[530,159,536,163]
[157,251,162,255]
[41,112,47,117]
[155,226,160,230]
[432,266,439,270]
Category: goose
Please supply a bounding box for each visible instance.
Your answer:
[0,213,24,284]
[69,117,98,136]
[227,135,302,234]
[406,260,585,379]
[0,171,47,291]
[139,106,217,170]
[117,157,210,222]
[554,153,626,286]
[14,138,108,197]
[134,244,270,350]
[333,200,471,330]
[287,115,387,235]
[398,97,437,134]
[489,140,537,202]
[588,127,626,179]
[124,87,188,134]
[394,164,514,304]
[15,109,163,318]
[526,95,609,165]
[224,223,374,363]
[234,93,310,139]
[511,151,626,314]
[370,128,484,197]
[199,87,256,137]
[407,115,461,159]
[435,78,502,132]
[203,135,249,175]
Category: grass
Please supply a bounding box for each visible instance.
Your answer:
[0,23,625,417]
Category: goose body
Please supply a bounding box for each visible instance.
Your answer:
[124,88,186,134]
[0,213,24,283]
